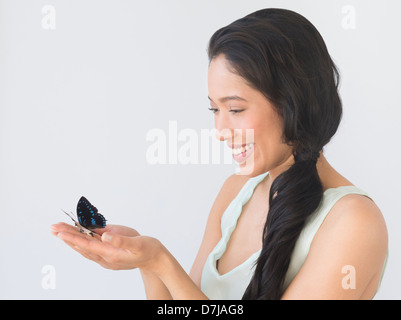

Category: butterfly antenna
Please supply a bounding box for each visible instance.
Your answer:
[60,209,78,224]
[60,209,94,237]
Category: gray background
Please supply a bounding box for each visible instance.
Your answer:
[0,0,399,299]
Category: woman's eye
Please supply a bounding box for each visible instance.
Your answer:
[208,108,244,114]
[229,109,244,114]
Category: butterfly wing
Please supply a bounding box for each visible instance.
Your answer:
[76,196,107,230]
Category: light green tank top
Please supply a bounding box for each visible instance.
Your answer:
[201,171,388,299]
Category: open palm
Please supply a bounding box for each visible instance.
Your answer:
[51,223,164,271]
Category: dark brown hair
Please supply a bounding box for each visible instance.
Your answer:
[208,8,342,299]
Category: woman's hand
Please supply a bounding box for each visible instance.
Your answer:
[51,222,209,299]
[51,223,166,273]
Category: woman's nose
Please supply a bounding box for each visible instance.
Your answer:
[215,127,233,142]
[215,116,233,142]
[215,126,253,147]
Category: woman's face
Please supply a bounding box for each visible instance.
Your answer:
[208,54,293,177]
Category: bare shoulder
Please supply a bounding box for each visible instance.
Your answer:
[282,193,388,299]
[210,173,251,221]
[221,174,251,200]
[319,193,388,245]
[316,194,388,292]
[312,193,388,268]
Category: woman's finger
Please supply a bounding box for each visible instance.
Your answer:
[57,230,129,262]
[51,222,78,234]
[51,222,86,237]
[52,223,102,241]
[93,225,140,237]
[101,232,142,251]
[54,225,141,270]
[58,234,119,269]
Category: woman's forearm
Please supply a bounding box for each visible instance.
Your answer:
[140,269,173,300]
[152,246,209,300]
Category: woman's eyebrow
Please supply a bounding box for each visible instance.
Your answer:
[208,95,248,103]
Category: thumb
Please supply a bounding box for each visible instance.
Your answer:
[102,232,141,251]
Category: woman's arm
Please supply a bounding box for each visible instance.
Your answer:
[51,174,249,299]
[52,223,174,299]
[52,224,209,299]
[99,230,209,299]
[140,270,172,300]
[154,173,249,299]
[155,247,209,299]
[281,194,388,300]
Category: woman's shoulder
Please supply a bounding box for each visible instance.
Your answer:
[212,174,251,218]
[284,187,388,299]
[321,191,387,242]
[222,173,251,196]
[318,165,386,239]
[319,168,386,237]
[312,189,388,284]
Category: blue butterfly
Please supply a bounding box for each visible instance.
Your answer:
[62,196,107,237]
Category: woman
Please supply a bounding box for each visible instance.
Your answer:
[51,8,388,300]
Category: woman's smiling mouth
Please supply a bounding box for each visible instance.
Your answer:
[231,143,255,164]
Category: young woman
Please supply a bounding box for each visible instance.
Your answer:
[51,8,388,300]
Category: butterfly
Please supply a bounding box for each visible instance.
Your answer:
[62,196,107,237]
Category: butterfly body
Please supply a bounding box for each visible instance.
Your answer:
[62,196,107,237]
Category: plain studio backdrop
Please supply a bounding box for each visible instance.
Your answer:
[0,0,400,299]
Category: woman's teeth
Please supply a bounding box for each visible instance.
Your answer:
[232,143,255,156]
